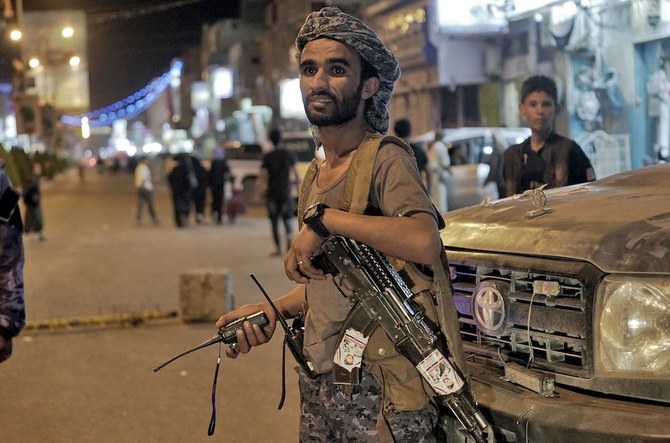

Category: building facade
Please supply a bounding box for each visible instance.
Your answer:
[194,0,667,176]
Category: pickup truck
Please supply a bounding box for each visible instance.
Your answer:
[410,127,530,211]
[439,163,670,442]
[223,142,264,201]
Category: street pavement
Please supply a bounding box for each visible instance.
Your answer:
[0,165,300,442]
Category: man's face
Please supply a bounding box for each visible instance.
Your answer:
[298,38,372,128]
[519,91,556,133]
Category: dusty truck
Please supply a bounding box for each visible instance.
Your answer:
[438,163,670,442]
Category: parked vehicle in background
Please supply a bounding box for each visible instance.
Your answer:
[282,131,322,211]
[222,133,320,208]
[223,141,264,201]
[443,127,530,209]
[411,127,530,212]
[438,163,670,442]
[282,130,318,179]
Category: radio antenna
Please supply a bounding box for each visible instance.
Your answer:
[249,273,290,331]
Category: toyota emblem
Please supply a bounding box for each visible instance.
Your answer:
[472,280,510,336]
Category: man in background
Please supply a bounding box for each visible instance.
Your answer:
[209,146,230,225]
[394,117,428,187]
[134,156,160,226]
[258,128,298,256]
[427,130,451,213]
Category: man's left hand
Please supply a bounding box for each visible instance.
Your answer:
[285,227,326,283]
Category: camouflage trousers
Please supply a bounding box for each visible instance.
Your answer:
[298,369,438,442]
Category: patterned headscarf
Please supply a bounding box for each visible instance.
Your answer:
[296,7,400,134]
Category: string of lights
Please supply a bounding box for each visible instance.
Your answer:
[60,67,173,127]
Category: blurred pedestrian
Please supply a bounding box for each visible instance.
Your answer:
[134,156,160,226]
[485,131,509,198]
[209,146,230,225]
[190,153,209,224]
[394,118,428,187]
[77,157,86,183]
[225,176,246,224]
[167,153,194,228]
[110,157,121,174]
[0,160,25,363]
[258,128,298,256]
[504,75,596,196]
[450,143,468,165]
[96,155,105,174]
[427,130,451,213]
[22,163,45,241]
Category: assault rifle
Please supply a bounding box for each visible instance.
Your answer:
[314,235,490,443]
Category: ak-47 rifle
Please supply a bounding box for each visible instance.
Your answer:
[314,235,490,443]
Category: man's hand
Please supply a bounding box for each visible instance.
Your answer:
[285,226,326,283]
[215,303,277,359]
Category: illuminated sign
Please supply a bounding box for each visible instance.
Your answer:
[190,82,210,109]
[212,67,233,99]
[279,78,306,120]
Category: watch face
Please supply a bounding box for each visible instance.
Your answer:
[303,203,330,237]
[304,203,321,221]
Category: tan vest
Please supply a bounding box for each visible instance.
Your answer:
[298,132,407,225]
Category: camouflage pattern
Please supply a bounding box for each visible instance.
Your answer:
[295,6,401,135]
[298,369,438,442]
[0,162,25,363]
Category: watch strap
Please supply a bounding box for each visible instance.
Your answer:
[304,203,330,237]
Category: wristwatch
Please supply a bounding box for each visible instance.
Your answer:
[303,202,330,238]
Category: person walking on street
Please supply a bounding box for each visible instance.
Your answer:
[214,7,472,442]
[394,117,429,188]
[22,163,46,241]
[190,153,209,224]
[0,160,25,363]
[225,176,246,223]
[503,75,596,196]
[427,130,451,214]
[209,146,230,225]
[167,153,194,228]
[259,128,298,256]
[77,157,86,183]
[134,156,160,226]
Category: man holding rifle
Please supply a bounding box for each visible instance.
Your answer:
[216,7,483,441]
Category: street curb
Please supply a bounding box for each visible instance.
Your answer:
[24,310,179,332]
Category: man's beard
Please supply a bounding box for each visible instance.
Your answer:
[304,81,364,127]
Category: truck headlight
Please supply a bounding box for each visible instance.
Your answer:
[597,277,670,371]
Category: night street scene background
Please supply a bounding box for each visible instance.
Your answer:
[0,1,669,442]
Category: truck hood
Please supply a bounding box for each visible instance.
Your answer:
[440,163,670,273]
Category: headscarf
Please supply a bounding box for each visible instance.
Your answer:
[295,7,400,134]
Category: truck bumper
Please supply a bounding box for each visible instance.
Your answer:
[468,363,670,442]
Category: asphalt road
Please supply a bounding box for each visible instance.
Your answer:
[0,165,300,442]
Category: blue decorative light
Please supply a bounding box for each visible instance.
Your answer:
[60,67,176,127]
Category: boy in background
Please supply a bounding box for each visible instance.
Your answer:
[503,75,595,196]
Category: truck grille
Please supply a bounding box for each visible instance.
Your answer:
[449,261,592,377]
